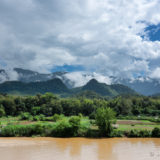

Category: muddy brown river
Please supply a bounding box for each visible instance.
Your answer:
[0,138,160,160]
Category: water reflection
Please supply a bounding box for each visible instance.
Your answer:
[0,138,160,160]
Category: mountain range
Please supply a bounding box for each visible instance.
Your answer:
[0,78,136,97]
[0,69,136,97]
[0,68,160,96]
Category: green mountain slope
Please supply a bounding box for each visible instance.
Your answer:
[0,78,137,97]
[72,90,104,99]
[81,79,137,97]
[82,79,115,96]
[0,78,69,95]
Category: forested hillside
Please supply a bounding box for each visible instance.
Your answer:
[0,78,69,95]
[0,78,137,97]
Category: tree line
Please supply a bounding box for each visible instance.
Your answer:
[0,93,160,118]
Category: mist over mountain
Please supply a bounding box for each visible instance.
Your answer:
[13,68,67,83]
[111,76,160,96]
[0,68,160,96]
[0,68,112,87]
[0,75,136,97]
[0,69,9,82]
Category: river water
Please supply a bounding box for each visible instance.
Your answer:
[0,138,160,160]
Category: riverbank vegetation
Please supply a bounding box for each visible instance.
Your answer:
[0,93,160,138]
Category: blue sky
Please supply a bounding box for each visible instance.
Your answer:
[145,24,160,41]
[51,65,84,72]
[0,0,160,80]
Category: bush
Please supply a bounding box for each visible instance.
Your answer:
[152,127,160,137]
[50,116,81,137]
[139,130,151,137]
[0,124,47,137]
[19,112,33,121]
[112,130,124,137]
[39,114,46,121]
[51,120,72,137]
[127,130,139,137]
[85,129,99,137]
[52,114,62,122]
[32,114,46,121]
[33,115,40,121]
[125,129,151,137]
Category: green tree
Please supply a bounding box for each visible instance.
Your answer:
[81,99,94,116]
[49,100,63,115]
[61,99,81,116]
[38,92,58,105]
[2,98,16,116]
[96,107,116,136]
[31,106,41,116]
[14,97,26,114]
[69,116,81,136]
[0,104,5,117]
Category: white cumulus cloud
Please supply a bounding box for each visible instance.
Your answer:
[0,0,160,80]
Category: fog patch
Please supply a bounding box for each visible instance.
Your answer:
[0,68,19,83]
[63,72,112,88]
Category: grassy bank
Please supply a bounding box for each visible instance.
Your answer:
[0,116,160,138]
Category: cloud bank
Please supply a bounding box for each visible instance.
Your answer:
[0,0,160,79]
[63,72,112,87]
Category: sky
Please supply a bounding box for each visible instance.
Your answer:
[1,0,160,81]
